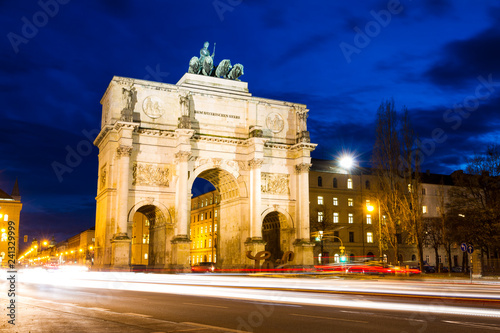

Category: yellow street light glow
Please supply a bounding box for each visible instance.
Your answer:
[367,205,374,212]
[0,214,2,218]
[34,245,38,249]
[43,241,48,246]
[70,250,74,254]
[339,155,354,170]
[65,252,68,255]
[79,249,83,252]
[89,246,93,250]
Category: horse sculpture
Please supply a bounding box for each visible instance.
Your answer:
[187,42,244,81]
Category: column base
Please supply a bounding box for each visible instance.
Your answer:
[171,235,191,272]
[293,239,315,266]
[244,237,267,267]
[111,233,131,270]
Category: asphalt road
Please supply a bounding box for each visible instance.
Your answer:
[6,276,500,333]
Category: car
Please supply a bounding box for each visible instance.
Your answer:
[451,266,463,273]
[191,262,216,273]
[423,265,436,273]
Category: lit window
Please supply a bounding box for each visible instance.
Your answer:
[347,178,353,189]
[142,234,149,244]
[333,197,338,206]
[209,239,212,247]
[1,233,6,242]
[200,226,203,234]
[333,212,339,223]
[348,198,353,207]
[425,255,429,263]
[209,224,212,233]
[144,253,148,260]
[215,196,218,204]
[348,213,353,223]
[408,184,412,193]
[318,196,324,205]
[422,206,428,214]
[367,232,373,243]
[318,212,324,222]
[214,224,217,232]
[334,254,340,263]
[366,214,372,224]
[201,201,204,208]
[205,226,207,233]
[215,210,218,218]
[209,254,212,262]
[206,199,208,206]
[145,220,150,227]
[214,254,217,263]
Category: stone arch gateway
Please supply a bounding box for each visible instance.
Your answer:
[93,73,316,270]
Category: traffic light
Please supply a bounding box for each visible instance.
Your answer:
[315,236,320,242]
[340,255,347,262]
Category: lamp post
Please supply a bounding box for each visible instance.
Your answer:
[367,199,382,262]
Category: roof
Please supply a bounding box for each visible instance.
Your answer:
[419,172,455,186]
[310,158,373,175]
[0,187,13,200]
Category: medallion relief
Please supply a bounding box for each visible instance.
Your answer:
[142,95,165,119]
[266,112,285,133]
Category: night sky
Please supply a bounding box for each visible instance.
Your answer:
[1,1,499,249]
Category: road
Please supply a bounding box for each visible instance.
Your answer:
[2,269,500,332]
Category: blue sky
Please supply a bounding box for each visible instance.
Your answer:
[1,0,499,246]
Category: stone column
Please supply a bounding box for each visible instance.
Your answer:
[172,128,194,270]
[249,158,264,239]
[294,162,314,266]
[111,144,133,269]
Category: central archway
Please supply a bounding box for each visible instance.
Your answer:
[188,166,244,267]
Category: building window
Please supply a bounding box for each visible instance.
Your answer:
[318,212,324,222]
[422,206,428,214]
[348,213,353,223]
[209,224,212,233]
[205,226,208,233]
[366,214,372,224]
[318,196,324,205]
[367,232,373,243]
[349,232,354,242]
[334,254,340,263]
[365,180,370,189]
[333,178,337,188]
[318,176,323,187]
[422,188,426,195]
[438,255,442,263]
[200,226,203,234]
[209,254,212,262]
[143,234,149,244]
[210,197,213,204]
[333,212,339,223]
[408,184,412,193]
[214,224,217,232]
[215,210,218,218]
[144,253,148,260]
[348,198,353,206]
[347,178,353,189]
[425,255,430,263]
[209,239,212,247]
[333,231,339,240]
[333,197,338,206]
[201,201,204,208]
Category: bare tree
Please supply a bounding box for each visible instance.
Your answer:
[372,100,424,269]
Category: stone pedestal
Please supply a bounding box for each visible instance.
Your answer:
[293,239,315,266]
[111,234,131,270]
[171,236,191,271]
[244,237,267,267]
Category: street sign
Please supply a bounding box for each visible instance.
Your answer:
[460,243,467,252]
[467,244,474,254]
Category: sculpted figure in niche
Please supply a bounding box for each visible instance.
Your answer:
[122,85,137,112]
[179,92,190,117]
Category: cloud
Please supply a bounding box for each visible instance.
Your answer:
[425,24,500,88]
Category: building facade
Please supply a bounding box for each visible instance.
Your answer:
[0,180,22,267]
[190,191,219,264]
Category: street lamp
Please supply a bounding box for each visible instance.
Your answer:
[367,199,382,262]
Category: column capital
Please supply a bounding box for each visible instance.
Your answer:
[175,151,192,162]
[116,145,133,157]
[295,163,311,174]
[248,158,264,169]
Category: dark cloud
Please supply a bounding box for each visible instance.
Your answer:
[425,24,500,88]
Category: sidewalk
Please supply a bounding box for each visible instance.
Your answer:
[0,296,235,333]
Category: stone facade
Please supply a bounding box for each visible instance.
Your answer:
[0,183,22,268]
[94,73,316,270]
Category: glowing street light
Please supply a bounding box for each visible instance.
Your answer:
[339,155,354,171]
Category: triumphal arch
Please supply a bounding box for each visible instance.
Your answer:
[94,45,316,270]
